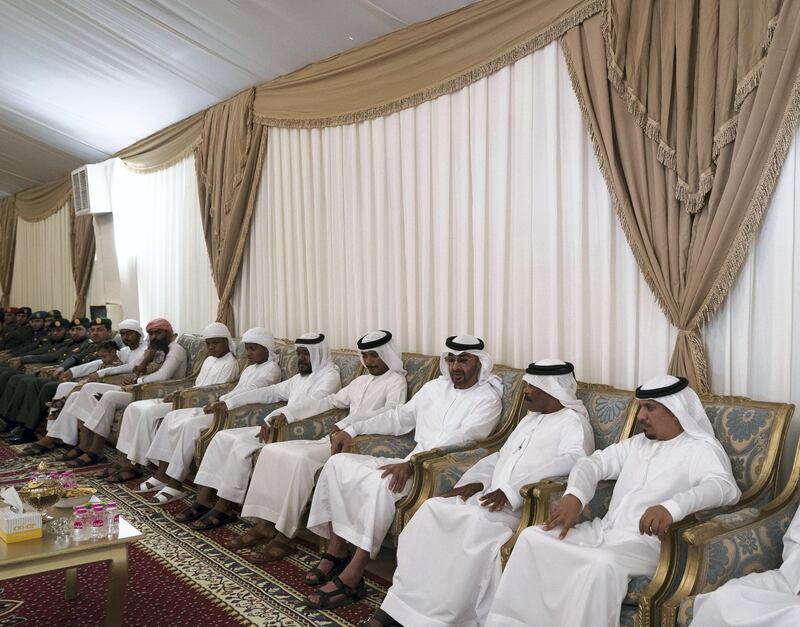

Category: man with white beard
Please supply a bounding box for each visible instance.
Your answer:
[228,330,407,562]
[303,335,503,610]
[486,375,741,627]
[690,506,800,626]
[175,332,341,530]
[365,359,595,627]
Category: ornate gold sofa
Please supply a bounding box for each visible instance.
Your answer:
[661,436,800,627]
[498,391,794,627]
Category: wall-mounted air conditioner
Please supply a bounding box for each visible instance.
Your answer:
[71,164,112,216]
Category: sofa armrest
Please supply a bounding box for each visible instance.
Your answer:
[659,501,796,626]
[267,408,350,444]
[133,376,197,401]
[226,401,286,430]
[174,382,236,410]
[396,447,492,526]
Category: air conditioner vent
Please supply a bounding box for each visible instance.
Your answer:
[70,164,112,216]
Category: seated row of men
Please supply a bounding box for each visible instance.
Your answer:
[2,311,791,625]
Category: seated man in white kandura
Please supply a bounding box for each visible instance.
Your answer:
[365,359,595,627]
[302,335,503,610]
[61,318,187,467]
[108,322,240,500]
[138,327,281,502]
[174,332,341,530]
[228,329,407,563]
[485,374,741,627]
[690,505,800,627]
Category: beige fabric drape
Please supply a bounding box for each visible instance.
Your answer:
[194,88,267,334]
[603,0,783,212]
[14,177,72,222]
[253,0,602,127]
[70,203,95,318]
[116,111,204,173]
[561,1,800,391]
[0,196,16,307]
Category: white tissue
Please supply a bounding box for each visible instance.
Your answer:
[1,487,23,514]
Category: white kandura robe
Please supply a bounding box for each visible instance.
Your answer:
[486,432,741,627]
[46,343,148,445]
[307,376,503,558]
[382,408,595,627]
[81,340,188,439]
[193,365,341,504]
[691,507,800,627]
[116,351,239,466]
[240,370,408,537]
[147,359,282,481]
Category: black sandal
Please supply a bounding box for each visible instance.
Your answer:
[21,442,55,456]
[65,451,106,468]
[304,552,351,586]
[190,510,237,530]
[174,502,212,523]
[57,447,84,462]
[303,575,366,609]
[106,467,143,483]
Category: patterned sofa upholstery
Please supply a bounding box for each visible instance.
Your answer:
[662,435,800,626]
[107,333,215,445]
[499,391,794,627]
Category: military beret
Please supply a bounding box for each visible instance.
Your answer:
[90,317,113,330]
[51,319,67,329]
[5,307,18,314]
[71,317,90,328]
[18,307,31,316]
[31,311,48,320]
[47,309,62,318]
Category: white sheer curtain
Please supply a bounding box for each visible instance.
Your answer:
[706,127,800,473]
[9,203,76,313]
[234,42,676,388]
[108,155,217,334]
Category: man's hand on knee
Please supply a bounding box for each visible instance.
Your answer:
[479,488,510,511]
[330,430,352,455]
[380,461,413,493]
[639,505,673,539]
[439,482,483,500]
[544,494,582,539]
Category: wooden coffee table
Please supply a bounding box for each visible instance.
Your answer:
[0,508,143,625]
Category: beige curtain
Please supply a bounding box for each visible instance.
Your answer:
[116,111,203,173]
[14,176,72,222]
[604,1,783,212]
[194,89,267,334]
[0,196,15,307]
[253,0,602,127]
[70,203,95,318]
[561,1,800,391]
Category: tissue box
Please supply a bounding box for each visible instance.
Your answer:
[0,508,42,543]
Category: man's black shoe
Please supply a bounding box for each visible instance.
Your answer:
[6,429,36,445]
[0,425,23,439]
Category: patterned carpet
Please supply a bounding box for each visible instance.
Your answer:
[0,441,390,626]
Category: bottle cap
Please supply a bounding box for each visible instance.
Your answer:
[92,504,104,511]
[75,507,88,513]
[107,501,117,507]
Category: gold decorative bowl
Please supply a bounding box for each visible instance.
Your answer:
[17,462,65,520]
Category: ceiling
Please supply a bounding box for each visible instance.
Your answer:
[0,0,476,198]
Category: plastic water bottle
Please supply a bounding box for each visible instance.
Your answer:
[72,506,88,541]
[60,470,76,490]
[90,504,106,538]
[105,502,119,536]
